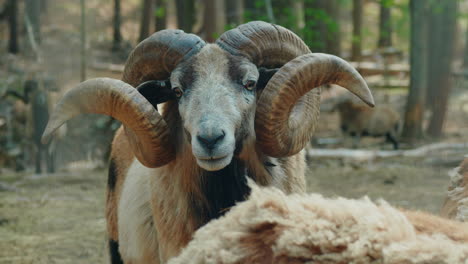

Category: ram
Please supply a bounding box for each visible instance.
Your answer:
[42,21,373,263]
[332,95,400,149]
[170,181,468,264]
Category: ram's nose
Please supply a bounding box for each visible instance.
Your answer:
[196,130,225,151]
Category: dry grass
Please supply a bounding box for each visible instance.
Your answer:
[0,156,456,263]
[0,170,108,263]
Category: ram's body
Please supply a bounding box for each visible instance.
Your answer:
[170,181,468,264]
[43,21,374,263]
[336,97,400,149]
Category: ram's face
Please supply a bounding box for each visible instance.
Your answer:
[171,45,259,171]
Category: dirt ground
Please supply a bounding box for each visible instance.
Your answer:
[0,149,466,263]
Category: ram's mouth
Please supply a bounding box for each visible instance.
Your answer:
[196,154,233,171]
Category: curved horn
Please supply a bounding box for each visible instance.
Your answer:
[216,21,310,67]
[43,30,205,167]
[123,29,205,86]
[42,78,173,168]
[255,54,374,157]
[217,21,373,157]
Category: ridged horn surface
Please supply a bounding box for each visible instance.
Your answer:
[43,30,205,167]
[123,29,205,87]
[216,21,310,67]
[42,78,174,168]
[255,53,374,157]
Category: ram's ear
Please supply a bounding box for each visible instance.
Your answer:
[136,80,175,110]
[257,68,279,90]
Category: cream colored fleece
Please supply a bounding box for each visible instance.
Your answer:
[169,180,468,264]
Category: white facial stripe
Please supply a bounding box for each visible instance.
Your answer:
[172,44,259,171]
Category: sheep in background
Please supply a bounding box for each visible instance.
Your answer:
[169,181,468,264]
[323,94,400,149]
[441,157,468,221]
[42,21,374,263]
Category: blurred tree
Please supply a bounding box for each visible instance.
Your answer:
[41,0,48,14]
[401,0,428,141]
[426,0,457,138]
[176,0,195,32]
[139,0,154,41]
[464,28,468,69]
[351,0,362,60]
[81,0,86,81]
[3,0,18,53]
[154,0,167,31]
[378,0,393,48]
[226,0,243,26]
[265,0,275,23]
[25,0,41,44]
[112,0,123,51]
[203,0,225,42]
[304,0,341,55]
[244,0,266,21]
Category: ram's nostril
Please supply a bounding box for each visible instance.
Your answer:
[197,130,225,150]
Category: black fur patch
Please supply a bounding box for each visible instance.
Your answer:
[136,80,174,109]
[257,68,279,89]
[109,239,124,264]
[108,158,118,191]
[193,158,251,227]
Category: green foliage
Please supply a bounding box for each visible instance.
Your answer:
[154,6,165,18]
[379,0,396,8]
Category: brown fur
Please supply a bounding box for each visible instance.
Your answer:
[105,49,307,262]
[106,127,135,240]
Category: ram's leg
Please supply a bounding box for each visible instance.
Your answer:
[35,144,42,174]
[46,142,55,173]
[109,239,124,264]
[351,133,361,149]
[385,132,399,150]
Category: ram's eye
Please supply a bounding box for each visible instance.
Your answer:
[173,87,183,98]
[244,80,256,91]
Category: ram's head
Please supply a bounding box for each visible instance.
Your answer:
[42,21,374,171]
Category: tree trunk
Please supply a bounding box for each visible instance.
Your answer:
[154,0,167,31]
[351,0,362,61]
[7,0,18,54]
[326,0,341,56]
[304,0,340,55]
[292,0,305,38]
[401,0,428,142]
[25,0,41,44]
[225,0,243,26]
[378,1,392,48]
[304,0,327,52]
[80,0,86,82]
[226,0,244,26]
[112,0,122,51]
[139,0,153,41]
[176,0,195,32]
[41,0,48,14]
[426,0,457,138]
[244,0,263,21]
[265,0,275,23]
[464,28,468,69]
[203,0,225,42]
